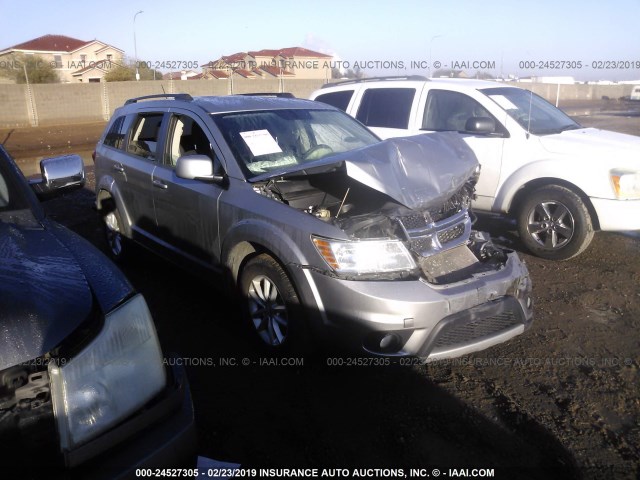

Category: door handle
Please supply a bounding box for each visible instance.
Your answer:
[152,179,168,189]
[112,163,124,173]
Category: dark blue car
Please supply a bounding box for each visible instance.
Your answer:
[0,145,196,478]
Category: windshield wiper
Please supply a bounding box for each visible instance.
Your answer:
[558,124,582,132]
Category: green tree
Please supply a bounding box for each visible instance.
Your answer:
[0,54,59,83]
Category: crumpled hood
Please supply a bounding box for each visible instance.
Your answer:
[0,220,92,370]
[254,133,480,210]
[538,128,640,165]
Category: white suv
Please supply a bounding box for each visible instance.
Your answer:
[311,77,640,260]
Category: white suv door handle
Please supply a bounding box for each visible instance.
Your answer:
[152,179,168,189]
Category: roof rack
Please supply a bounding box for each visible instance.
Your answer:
[124,93,193,105]
[237,92,295,98]
[321,75,429,88]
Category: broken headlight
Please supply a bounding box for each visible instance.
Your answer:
[312,236,416,274]
[48,294,166,451]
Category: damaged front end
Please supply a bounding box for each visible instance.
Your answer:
[251,134,511,285]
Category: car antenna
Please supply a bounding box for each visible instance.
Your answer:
[335,187,350,218]
[161,84,166,94]
[526,89,533,139]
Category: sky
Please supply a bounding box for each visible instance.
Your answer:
[1,0,639,82]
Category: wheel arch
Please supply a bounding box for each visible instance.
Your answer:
[95,182,134,237]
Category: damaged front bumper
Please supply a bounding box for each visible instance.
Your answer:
[298,249,533,358]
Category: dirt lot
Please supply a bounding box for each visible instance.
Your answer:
[2,107,639,479]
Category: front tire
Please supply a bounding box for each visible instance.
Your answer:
[517,185,594,261]
[239,254,311,352]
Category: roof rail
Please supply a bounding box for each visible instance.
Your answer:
[321,75,429,88]
[124,93,193,105]
[237,92,295,98]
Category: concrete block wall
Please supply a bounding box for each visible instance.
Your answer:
[0,84,30,127]
[0,79,635,128]
[32,83,104,125]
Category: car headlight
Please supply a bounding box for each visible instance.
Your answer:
[48,294,166,450]
[312,236,416,274]
[611,170,640,199]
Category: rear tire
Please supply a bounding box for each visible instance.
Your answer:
[517,185,594,261]
[103,208,131,262]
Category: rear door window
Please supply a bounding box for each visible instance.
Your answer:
[355,88,416,129]
[313,90,354,112]
[127,113,165,160]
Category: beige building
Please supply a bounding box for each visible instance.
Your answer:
[204,47,333,80]
[0,34,124,83]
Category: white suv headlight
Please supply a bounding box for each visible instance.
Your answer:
[611,170,640,199]
[49,294,166,450]
[312,236,416,274]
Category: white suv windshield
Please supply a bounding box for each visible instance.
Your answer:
[482,87,581,135]
[212,109,379,178]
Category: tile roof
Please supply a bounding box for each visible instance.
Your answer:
[233,69,256,78]
[276,47,332,59]
[222,52,247,63]
[208,70,230,79]
[7,34,89,52]
[248,49,281,58]
[260,65,295,77]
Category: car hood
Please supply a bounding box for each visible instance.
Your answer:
[0,215,132,370]
[538,128,640,165]
[252,133,479,211]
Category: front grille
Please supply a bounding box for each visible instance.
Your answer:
[419,296,527,357]
[399,213,427,230]
[411,237,432,253]
[399,210,471,258]
[434,310,520,349]
[437,222,466,245]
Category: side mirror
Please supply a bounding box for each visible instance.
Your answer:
[30,154,85,200]
[176,155,227,185]
[465,117,496,135]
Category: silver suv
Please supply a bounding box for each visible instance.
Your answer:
[94,93,533,358]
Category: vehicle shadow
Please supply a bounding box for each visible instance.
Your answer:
[473,212,528,254]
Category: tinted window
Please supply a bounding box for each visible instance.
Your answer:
[423,90,493,131]
[104,115,126,149]
[314,90,354,112]
[127,113,164,160]
[355,88,415,129]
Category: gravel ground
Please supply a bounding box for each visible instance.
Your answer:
[1,105,639,479]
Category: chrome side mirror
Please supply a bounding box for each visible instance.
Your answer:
[30,154,85,199]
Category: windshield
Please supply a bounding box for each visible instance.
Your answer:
[0,148,32,216]
[212,109,380,179]
[482,87,581,135]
